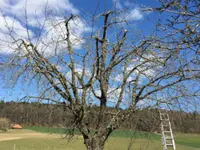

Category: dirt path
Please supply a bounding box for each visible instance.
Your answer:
[0,130,60,142]
[0,137,24,141]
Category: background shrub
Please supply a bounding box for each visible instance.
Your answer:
[0,118,10,132]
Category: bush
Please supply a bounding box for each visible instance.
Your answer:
[0,118,10,132]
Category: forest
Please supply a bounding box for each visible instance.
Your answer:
[0,101,199,134]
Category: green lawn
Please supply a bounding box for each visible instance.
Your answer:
[24,126,200,148]
[0,136,198,150]
[175,133,200,148]
[24,125,160,139]
[0,127,199,150]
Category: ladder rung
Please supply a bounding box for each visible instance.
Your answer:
[159,111,176,150]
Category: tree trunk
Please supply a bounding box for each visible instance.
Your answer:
[84,136,106,150]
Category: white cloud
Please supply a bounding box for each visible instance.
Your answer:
[125,8,143,21]
[114,74,134,83]
[0,14,33,54]
[0,0,90,55]
[111,53,164,87]
[113,0,122,9]
[2,0,79,18]
[112,0,144,21]
[64,64,93,83]
[37,17,91,55]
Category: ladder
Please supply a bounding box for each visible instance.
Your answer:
[159,110,176,150]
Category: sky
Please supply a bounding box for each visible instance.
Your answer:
[0,0,175,105]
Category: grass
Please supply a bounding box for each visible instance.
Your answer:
[0,138,83,150]
[23,126,200,149]
[24,125,80,135]
[0,127,199,150]
[0,135,198,150]
[24,125,160,140]
[175,133,200,148]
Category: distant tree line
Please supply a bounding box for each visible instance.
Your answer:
[0,102,200,133]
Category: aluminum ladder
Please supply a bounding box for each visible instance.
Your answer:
[159,110,176,150]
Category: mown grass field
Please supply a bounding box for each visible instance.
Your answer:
[0,126,199,150]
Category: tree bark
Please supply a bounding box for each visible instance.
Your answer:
[84,136,106,150]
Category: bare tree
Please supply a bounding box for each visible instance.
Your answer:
[145,0,199,53]
[0,0,200,149]
[143,0,200,110]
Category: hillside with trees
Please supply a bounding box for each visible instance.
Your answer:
[1,102,200,134]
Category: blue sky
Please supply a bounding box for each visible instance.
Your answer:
[0,0,179,105]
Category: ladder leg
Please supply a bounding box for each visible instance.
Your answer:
[159,110,176,150]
